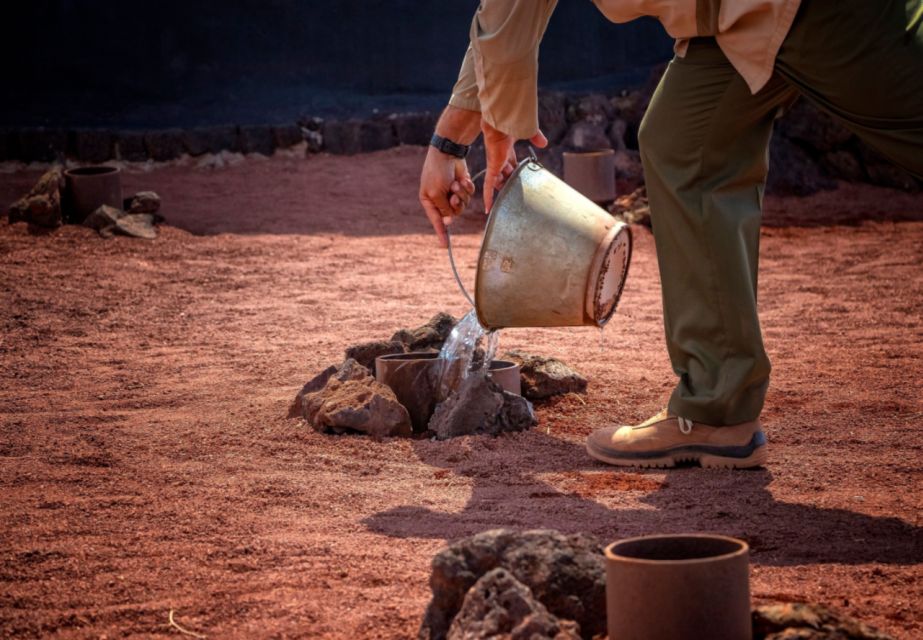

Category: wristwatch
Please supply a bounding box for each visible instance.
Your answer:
[430,133,470,159]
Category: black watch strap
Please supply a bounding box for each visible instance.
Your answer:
[430,133,470,159]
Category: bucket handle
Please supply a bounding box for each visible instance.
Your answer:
[446,147,539,307]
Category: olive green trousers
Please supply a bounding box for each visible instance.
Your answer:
[639,0,923,425]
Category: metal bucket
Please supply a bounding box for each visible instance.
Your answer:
[453,157,631,330]
[605,534,752,640]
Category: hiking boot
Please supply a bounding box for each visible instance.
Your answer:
[586,409,767,469]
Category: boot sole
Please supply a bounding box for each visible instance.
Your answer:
[586,435,768,470]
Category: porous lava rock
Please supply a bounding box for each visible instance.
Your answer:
[428,372,535,440]
[291,358,371,413]
[391,312,458,352]
[344,340,406,374]
[419,529,606,640]
[446,568,581,640]
[298,358,411,438]
[752,602,893,640]
[503,352,588,401]
[8,167,65,228]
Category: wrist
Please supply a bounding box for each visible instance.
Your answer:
[435,105,481,146]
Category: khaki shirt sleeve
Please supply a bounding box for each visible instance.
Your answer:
[450,0,558,139]
[449,45,481,112]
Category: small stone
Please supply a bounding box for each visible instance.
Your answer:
[428,372,535,440]
[503,352,587,401]
[419,529,606,640]
[82,204,122,234]
[302,376,411,439]
[8,167,65,227]
[752,602,893,640]
[114,213,158,239]
[124,191,161,215]
[344,340,406,374]
[447,568,581,640]
[391,312,458,352]
[562,122,611,152]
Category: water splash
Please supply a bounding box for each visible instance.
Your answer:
[436,309,499,400]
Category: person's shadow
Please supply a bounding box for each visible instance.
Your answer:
[362,430,921,566]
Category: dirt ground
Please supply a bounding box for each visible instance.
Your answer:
[1,147,921,639]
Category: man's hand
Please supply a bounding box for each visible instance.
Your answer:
[419,105,481,247]
[482,120,548,213]
[419,145,475,247]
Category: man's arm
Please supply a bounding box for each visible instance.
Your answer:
[418,0,557,244]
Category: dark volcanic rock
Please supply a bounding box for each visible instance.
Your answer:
[0,129,16,161]
[8,167,65,227]
[239,124,276,156]
[116,131,148,162]
[752,602,893,640]
[447,568,581,640]
[767,135,836,197]
[71,130,114,163]
[360,119,398,153]
[608,118,628,151]
[322,120,362,155]
[391,312,458,352]
[344,340,406,374]
[566,93,614,127]
[860,146,920,192]
[182,126,241,155]
[419,529,606,640]
[428,372,536,440]
[562,121,611,152]
[538,91,568,145]
[776,101,854,154]
[144,129,185,161]
[272,124,305,149]
[503,352,588,401]
[17,128,67,163]
[391,112,438,146]
[613,149,644,192]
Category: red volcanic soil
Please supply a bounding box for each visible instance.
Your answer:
[1,147,921,638]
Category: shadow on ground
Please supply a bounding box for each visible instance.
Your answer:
[362,431,922,567]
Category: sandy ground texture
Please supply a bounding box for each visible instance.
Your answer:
[1,147,922,639]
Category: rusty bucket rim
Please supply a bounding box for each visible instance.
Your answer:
[604,533,749,566]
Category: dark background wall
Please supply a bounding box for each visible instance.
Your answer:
[1,0,672,128]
